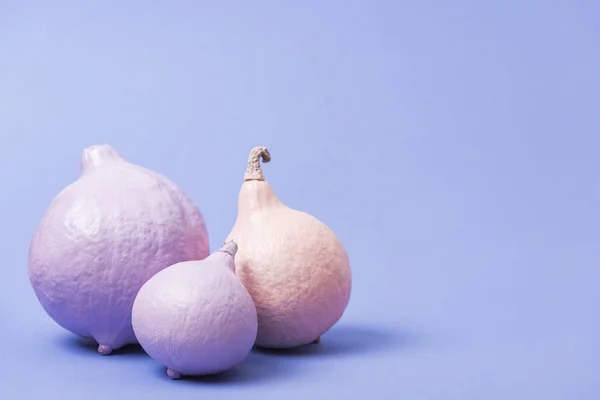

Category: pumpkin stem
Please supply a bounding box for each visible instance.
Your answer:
[244,146,271,181]
[219,241,238,258]
[81,144,122,172]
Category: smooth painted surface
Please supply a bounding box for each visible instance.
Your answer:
[1,1,599,399]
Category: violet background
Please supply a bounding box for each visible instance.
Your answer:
[1,1,599,399]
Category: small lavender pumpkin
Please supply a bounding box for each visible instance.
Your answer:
[132,241,258,379]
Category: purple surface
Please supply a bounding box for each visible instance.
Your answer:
[1,1,599,399]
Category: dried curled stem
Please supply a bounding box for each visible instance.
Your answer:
[244,146,271,181]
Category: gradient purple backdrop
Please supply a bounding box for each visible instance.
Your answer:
[1,1,599,399]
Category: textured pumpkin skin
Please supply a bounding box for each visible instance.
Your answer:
[226,149,352,349]
[132,248,258,377]
[28,145,210,354]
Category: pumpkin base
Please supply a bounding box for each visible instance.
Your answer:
[97,344,113,355]
[167,368,182,380]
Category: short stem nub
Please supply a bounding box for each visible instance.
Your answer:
[244,146,271,181]
[167,368,182,380]
[81,144,122,172]
[219,241,238,258]
[98,344,112,355]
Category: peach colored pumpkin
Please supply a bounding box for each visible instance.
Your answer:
[225,147,352,349]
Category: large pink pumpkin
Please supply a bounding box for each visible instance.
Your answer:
[28,144,210,354]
